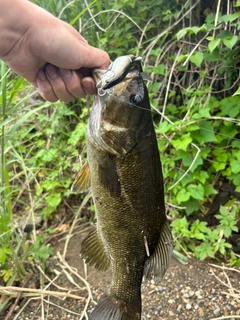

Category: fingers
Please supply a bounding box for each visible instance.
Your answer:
[36,64,97,102]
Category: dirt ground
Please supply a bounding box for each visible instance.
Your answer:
[1,225,239,320]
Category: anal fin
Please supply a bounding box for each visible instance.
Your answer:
[81,228,110,271]
[144,220,173,283]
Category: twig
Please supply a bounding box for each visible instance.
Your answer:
[209,271,239,293]
[42,298,83,317]
[209,263,240,305]
[210,316,240,320]
[161,47,182,123]
[4,274,33,320]
[168,143,200,191]
[209,263,240,274]
[57,252,95,320]
[221,292,240,299]
[0,286,83,300]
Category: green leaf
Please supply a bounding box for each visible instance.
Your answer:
[176,28,187,40]
[157,121,172,134]
[216,30,234,39]
[176,54,188,63]
[176,189,191,203]
[223,35,238,50]
[190,52,203,68]
[193,171,209,184]
[230,159,240,173]
[0,269,13,282]
[29,245,53,261]
[190,220,209,240]
[153,64,166,75]
[213,161,226,171]
[194,242,215,260]
[45,193,61,209]
[187,184,204,200]
[192,108,211,119]
[199,121,217,142]
[0,245,12,264]
[171,133,192,151]
[233,87,240,96]
[208,39,221,52]
[204,48,221,62]
[171,216,190,237]
[185,199,200,215]
[229,11,240,21]
[204,184,217,197]
[191,26,202,35]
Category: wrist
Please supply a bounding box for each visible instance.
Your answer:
[0,0,46,60]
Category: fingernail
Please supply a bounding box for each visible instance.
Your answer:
[37,70,46,81]
[60,68,72,79]
[47,65,58,80]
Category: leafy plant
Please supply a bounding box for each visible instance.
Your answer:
[172,205,239,260]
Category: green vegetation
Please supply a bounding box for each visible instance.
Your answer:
[1,0,240,290]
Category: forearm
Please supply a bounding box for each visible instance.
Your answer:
[0,0,33,58]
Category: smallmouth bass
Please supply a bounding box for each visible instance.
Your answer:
[72,55,173,320]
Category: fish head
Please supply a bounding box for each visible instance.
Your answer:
[89,58,152,155]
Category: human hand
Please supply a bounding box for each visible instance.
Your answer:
[0,0,110,102]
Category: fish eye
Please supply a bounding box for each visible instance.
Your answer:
[130,94,142,105]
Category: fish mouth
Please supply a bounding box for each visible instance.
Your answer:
[93,56,151,95]
[93,56,143,92]
[93,66,111,87]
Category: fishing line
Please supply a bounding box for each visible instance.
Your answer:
[99,89,240,144]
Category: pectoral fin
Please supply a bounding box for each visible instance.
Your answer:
[81,228,110,271]
[144,220,173,283]
[98,156,121,197]
[71,162,91,193]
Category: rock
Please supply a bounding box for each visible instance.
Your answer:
[198,307,205,317]
[186,303,192,310]
[168,299,175,304]
[213,308,221,316]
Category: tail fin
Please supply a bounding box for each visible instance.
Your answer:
[89,293,141,320]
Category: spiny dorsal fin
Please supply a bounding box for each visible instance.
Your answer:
[71,162,91,193]
[81,228,111,271]
[143,219,173,283]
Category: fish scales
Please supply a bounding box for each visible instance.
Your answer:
[73,56,173,320]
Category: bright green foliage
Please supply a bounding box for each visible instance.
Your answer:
[172,205,239,260]
[156,6,240,262]
[28,235,53,261]
[157,95,240,218]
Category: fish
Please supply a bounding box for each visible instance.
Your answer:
[72,55,173,320]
